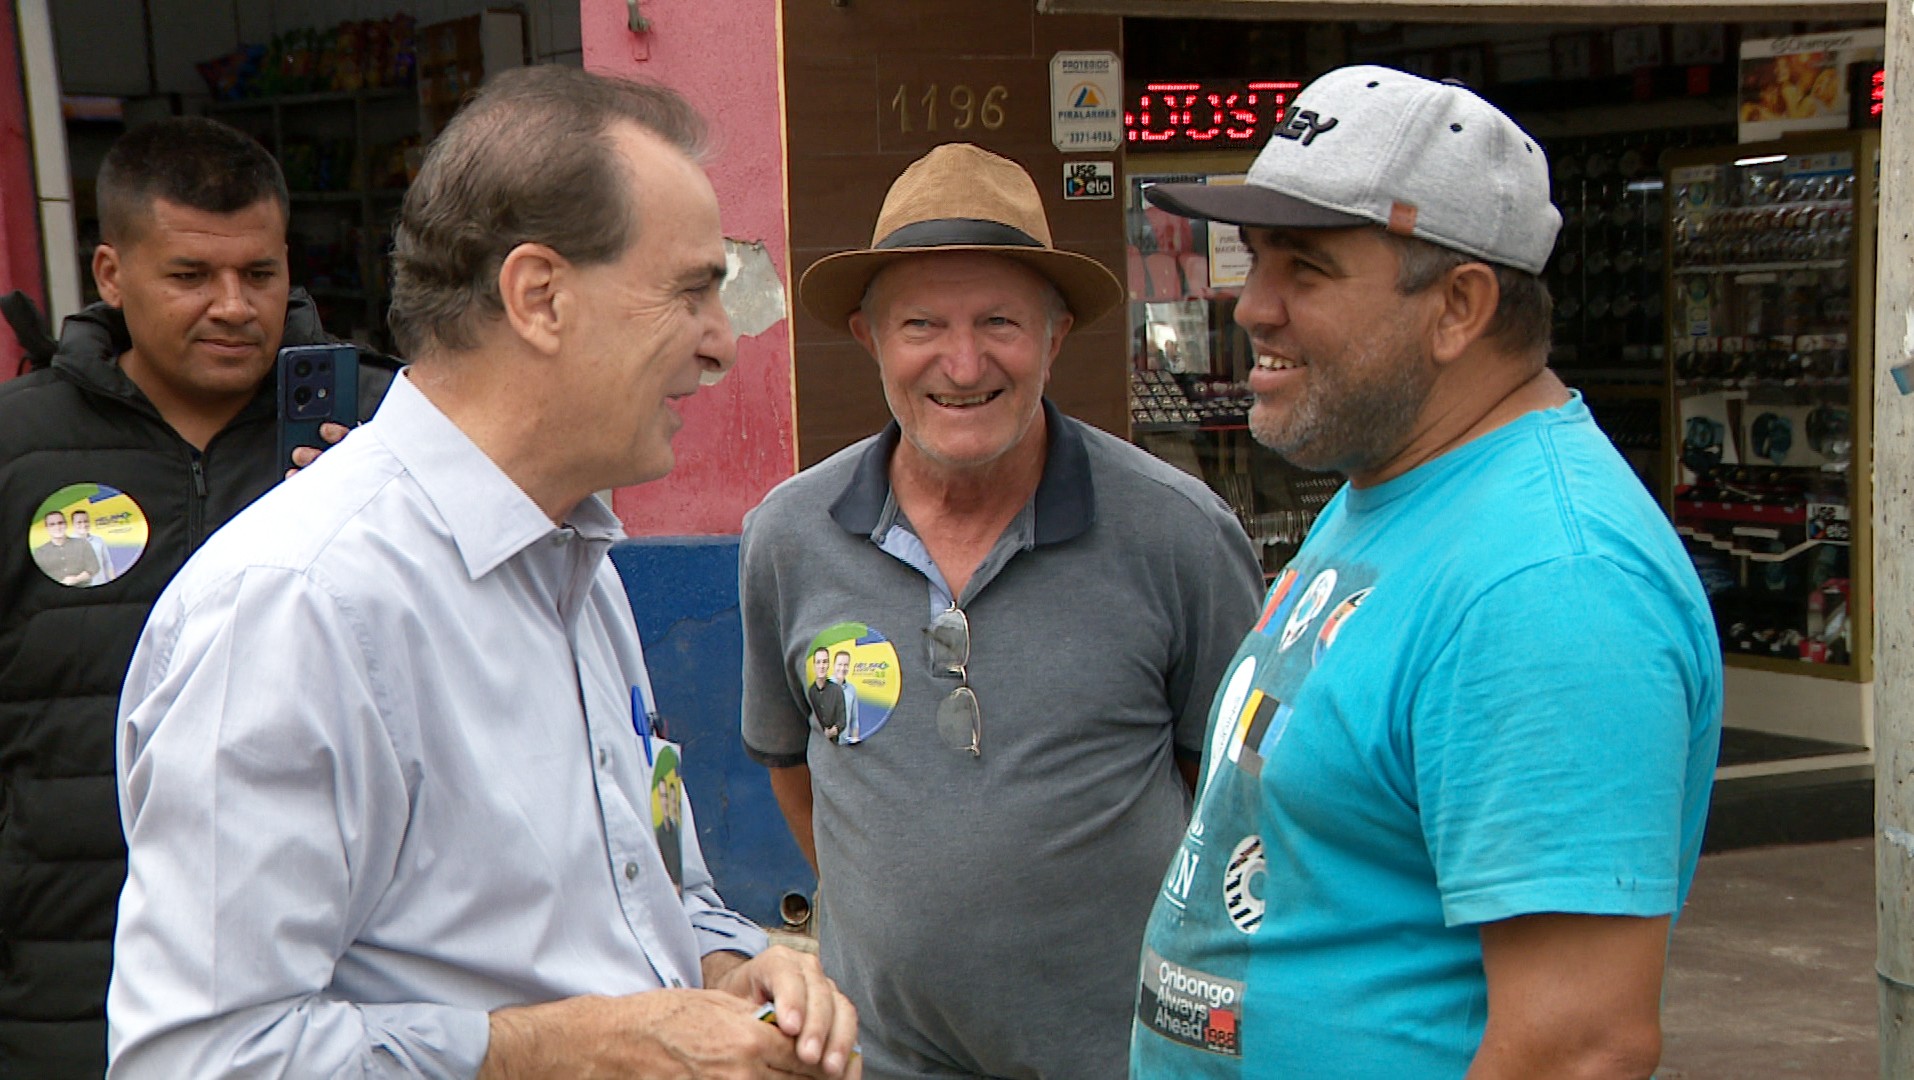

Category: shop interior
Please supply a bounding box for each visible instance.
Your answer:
[45,0,584,350]
[1117,16,1880,807]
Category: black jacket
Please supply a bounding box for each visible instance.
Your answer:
[0,293,396,1077]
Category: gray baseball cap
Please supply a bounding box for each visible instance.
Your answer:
[1144,65,1562,275]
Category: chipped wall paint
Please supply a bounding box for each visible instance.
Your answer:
[1887,827,1914,860]
[721,239,788,342]
[583,0,797,535]
[1893,309,1914,395]
[581,0,811,926]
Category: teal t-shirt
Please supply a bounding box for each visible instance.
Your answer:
[1132,395,1723,1078]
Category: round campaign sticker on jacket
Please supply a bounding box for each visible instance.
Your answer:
[27,483,148,588]
[799,622,901,746]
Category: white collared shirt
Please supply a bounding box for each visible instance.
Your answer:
[109,373,764,1078]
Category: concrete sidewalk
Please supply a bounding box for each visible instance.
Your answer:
[1659,839,1877,1078]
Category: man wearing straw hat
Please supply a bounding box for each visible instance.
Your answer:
[1132,66,1721,1077]
[739,143,1261,1078]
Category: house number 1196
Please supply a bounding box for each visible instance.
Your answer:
[890,83,1008,133]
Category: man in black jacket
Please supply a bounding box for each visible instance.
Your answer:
[0,117,393,1076]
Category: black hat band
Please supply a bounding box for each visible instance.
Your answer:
[875,218,1043,251]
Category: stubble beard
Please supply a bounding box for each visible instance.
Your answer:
[1248,331,1436,478]
[891,391,1041,475]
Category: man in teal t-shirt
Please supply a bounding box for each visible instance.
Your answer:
[1135,65,1723,1078]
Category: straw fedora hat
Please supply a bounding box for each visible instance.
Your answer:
[798,143,1126,333]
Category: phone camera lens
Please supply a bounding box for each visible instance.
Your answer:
[293,359,314,378]
[316,360,331,373]
[293,387,313,406]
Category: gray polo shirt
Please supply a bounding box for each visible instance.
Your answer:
[741,402,1262,1080]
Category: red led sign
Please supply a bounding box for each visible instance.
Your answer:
[1125,79,1302,151]
[1850,60,1885,129]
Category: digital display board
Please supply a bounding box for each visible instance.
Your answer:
[1125,79,1302,151]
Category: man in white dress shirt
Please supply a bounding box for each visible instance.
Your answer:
[109,67,859,1079]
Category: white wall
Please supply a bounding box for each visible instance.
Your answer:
[1722,665,1873,748]
[51,0,581,99]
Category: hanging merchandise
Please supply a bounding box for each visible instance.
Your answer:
[1663,132,1876,677]
[1123,165,1332,573]
[1683,416,1726,476]
[196,15,418,101]
[1806,405,1852,462]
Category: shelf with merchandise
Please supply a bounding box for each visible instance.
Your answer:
[207,83,419,355]
[1121,162,1349,575]
[1544,126,1728,394]
[1672,260,1847,275]
[1662,131,1876,682]
[1675,377,1852,392]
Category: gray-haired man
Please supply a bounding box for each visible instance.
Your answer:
[741,143,1262,1079]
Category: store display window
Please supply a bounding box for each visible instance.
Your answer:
[1664,133,1876,679]
[1124,170,1338,575]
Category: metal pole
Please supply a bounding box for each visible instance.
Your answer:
[12,0,81,325]
[1879,4,1914,1074]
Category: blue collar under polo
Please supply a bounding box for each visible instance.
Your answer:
[828,398,1096,547]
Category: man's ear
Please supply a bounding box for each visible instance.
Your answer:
[93,245,123,308]
[848,309,879,359]
[1430,263,1500,365]
[1043,310,1074,386]
[497,242,565,355]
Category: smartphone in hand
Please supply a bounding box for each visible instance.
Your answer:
[276,344,359,470]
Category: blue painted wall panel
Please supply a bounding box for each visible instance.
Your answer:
[609,537,815,928]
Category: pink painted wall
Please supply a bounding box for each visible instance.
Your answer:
[582,0,796,536]
[0,0,44,383]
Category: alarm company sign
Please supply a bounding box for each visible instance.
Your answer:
[1051,51,1123,152]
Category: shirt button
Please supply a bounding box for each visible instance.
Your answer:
[597,748,609,768]
[624,861,639,880]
